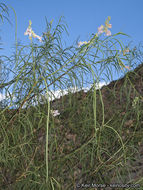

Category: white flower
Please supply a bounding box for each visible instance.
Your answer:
[24,27,32,37]
[105,29,111,36]
[98,25,104,35]
[24,20,43,42]
[105,23,112,29]
[33,33,42,42]
[97,17,112,36]
[77,40,90,48]
[123,48,130,56]
[132,96,139,108]
[51,110,60,117]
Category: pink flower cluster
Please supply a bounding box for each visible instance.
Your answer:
[24,20,42,42]
[98,16,112,36]
[77,17,112,48]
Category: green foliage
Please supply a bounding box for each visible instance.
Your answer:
[0,3,143,189]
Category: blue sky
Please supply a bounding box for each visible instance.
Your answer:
[1,0,142,48]
[0,0,143,97]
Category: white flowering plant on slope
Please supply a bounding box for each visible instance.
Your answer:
[2,16,133,114]
[0,6,139,187]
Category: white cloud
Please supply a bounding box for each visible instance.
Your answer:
[0,81,109,108]
[0,93,5,101]
[40,81,109,103]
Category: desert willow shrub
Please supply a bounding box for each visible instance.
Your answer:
[0,12,133,185]
[1,16,131,111]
